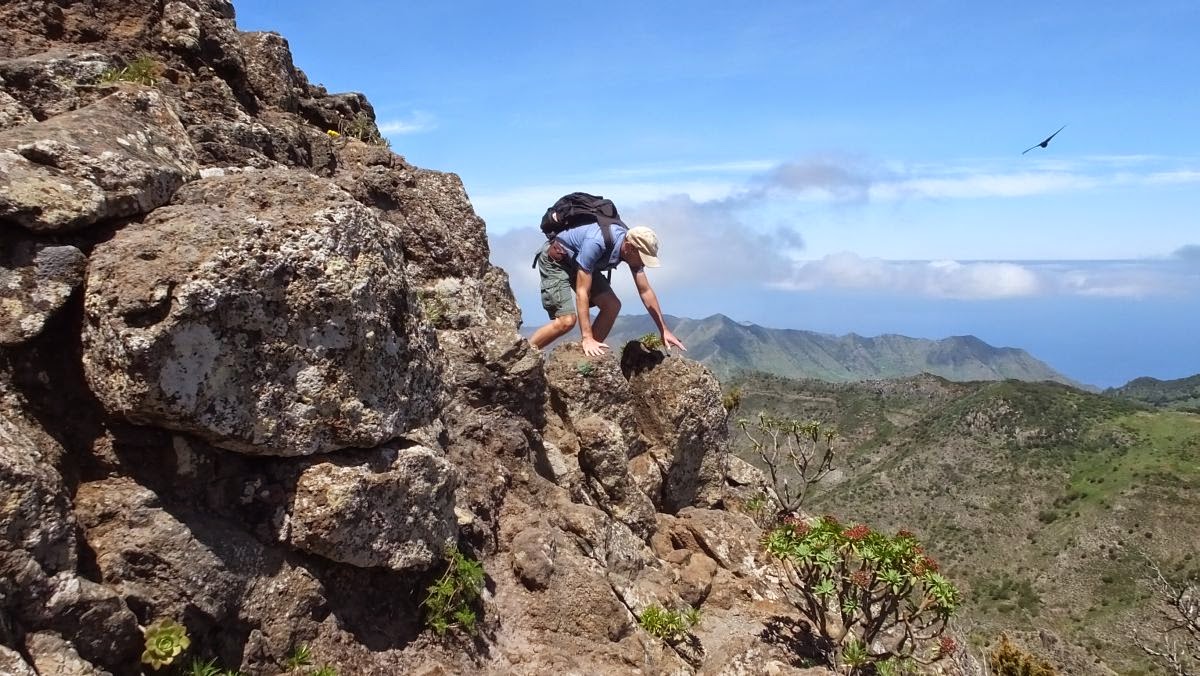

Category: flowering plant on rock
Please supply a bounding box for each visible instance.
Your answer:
[763,515,961,670]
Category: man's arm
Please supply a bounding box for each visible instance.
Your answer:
[575,268,609,356]
[631,266,686,351]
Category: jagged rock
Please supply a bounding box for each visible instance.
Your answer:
[0,83,34,131]
[674,551,718,607]
[489,491,692,675]
[575,415,657,539]
[283,444,457,572]
[332,146,491,284]
[667,508,764,577]
[0,644,37,676]
[0,238,86,345]
[239,32,301,112]
[23,631,110,676]
[189,110,337,172]
[82,168,443,456]
[74,477,246,628]
[0,86,198,233]
[544,344,642,449]
[0,400,75,576]
[34,574,141,671]
[624,345,730,511]
[509,527,556,591]
[0,51,112,120]
[0,396,98,663]
[298,91,374,140]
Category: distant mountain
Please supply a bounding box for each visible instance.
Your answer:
[1105,372,1200,411]
[598,313,1079,386]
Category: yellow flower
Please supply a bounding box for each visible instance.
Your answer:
[327,130,340,137]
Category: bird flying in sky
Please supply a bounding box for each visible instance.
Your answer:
[1023,125,1067,154]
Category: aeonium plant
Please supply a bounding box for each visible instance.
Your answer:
[141,618,191,670]
[763,515,961,670]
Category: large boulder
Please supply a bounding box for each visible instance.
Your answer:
[283,444,457,572]
[0,237,87,345]
[623,344,731,512]
[0,86,198,233]
[82,168,443,456]
[74,477,247,630]
[238,32,302,113]
[542,345,657,538]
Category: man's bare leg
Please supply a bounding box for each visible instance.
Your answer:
[530,313,577,349]
[591,292,621,342]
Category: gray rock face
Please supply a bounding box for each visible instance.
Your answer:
[23,631,109,676]
[284,445,457,571]
[0,51,112,120]
[624,347,731,512]
[0,404,76,577]
[0,238,86,345]
[0,86,34,131]
[239,31,302,112]
[82,168,443,456]
[0,86,198,233]
[74,477,246,629]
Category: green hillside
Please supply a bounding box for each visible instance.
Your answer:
[603,313,1081,386]
[1105,373,1200,412]
[726,372,1200,675]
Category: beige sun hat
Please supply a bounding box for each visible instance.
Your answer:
[625,226,661,267]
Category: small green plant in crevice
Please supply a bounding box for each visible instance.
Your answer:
[741,491,777,530]
[338,112,390,147]
[874,656,919,675]
[140,618,190,670]
[422,545,485,636]
[311,667,338,676]
[418,290,449,327]
[100,54,162,86]
[284,644,312,671]
[763,516,960,670]
[637,604,701,644]
[575,360,595,377]
[185,657,242,676]
[638,332,664,350]
[185,657,221,676]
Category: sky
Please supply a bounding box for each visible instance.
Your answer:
[235,1,1200,388]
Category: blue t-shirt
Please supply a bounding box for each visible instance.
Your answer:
[555,223,627,273]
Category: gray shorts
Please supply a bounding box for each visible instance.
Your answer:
[536,240,613,320]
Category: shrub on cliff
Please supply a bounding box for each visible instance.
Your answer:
[763,516,960,671]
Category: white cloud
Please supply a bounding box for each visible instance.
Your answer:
[767,254,1195,299]
[773,254,1043,299]
[377,112,436,135]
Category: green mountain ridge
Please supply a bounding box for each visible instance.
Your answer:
[593,313,1084,387]
[1105,372,1200,411]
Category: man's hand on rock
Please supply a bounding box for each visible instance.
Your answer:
[581,337,610,356]
[663,330,686,352]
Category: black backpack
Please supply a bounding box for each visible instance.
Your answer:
[534,192,626,275]
[539,192,624,237]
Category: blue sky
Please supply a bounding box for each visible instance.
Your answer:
[236,1,1200,387]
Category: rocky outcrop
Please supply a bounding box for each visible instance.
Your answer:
[82,168,442,456]
[0,1,902,674]
[0,86,198,233]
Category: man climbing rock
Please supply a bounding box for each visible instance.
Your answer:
[529,193,686,356]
